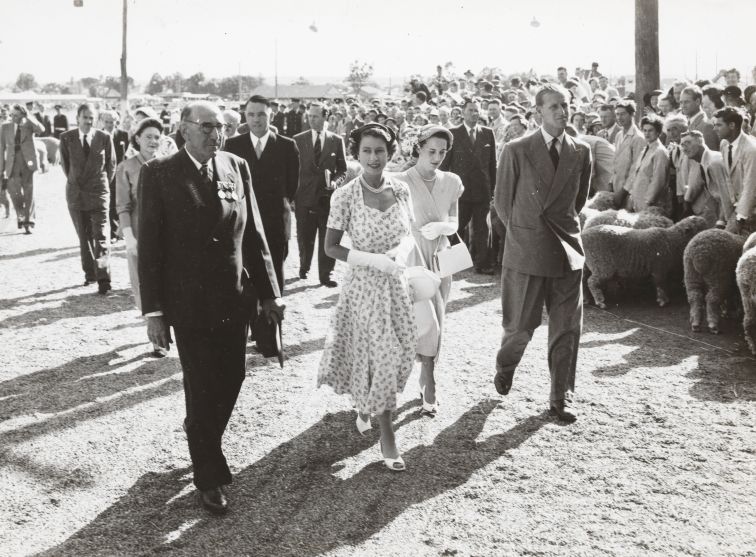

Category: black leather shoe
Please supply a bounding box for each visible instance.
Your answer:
[199,487,228,515]
[97,280,111,295]
[475,267,495,275]
[549,400,577,423]
[320,279,338,288]
[493,369,514,395]
[23,224,31,234]
[83,278,95,286]
[299,269,308,279]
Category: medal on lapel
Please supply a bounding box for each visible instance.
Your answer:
[217,179,237,201]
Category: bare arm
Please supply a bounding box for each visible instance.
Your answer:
[324,227,349,262]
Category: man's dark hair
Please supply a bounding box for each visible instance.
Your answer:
[245,94,270,108]
[713,106,744,129]
[557,66,567,72]
[615,100,637,115]
[77,103,97,117]
[535,84,567,107]
[681,85,703,102]
[415,91,427,103]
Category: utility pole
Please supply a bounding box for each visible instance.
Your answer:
[120,0,128,112]
[635,0,659,119]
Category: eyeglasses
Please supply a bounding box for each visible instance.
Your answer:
[185,121,224,134]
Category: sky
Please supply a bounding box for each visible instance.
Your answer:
[1,0,754,87]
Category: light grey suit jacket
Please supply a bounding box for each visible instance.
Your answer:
[0,117,45,177]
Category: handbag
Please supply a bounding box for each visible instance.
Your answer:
[434,233,473,278]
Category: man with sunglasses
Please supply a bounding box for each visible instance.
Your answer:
[138,101,284,515]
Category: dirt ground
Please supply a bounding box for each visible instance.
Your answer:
[1,166,754,557]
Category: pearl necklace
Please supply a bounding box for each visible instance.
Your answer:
[417,168,437,182]
[360,176,388,194]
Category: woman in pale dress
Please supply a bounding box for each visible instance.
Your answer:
[394,125,462,416]
[115,117,166,357]
[319,123,417,471]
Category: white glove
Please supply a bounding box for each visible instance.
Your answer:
[347,249,404,276]
[420,221,458,240]
[123,227,137,255]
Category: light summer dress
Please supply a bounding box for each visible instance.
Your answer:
[317,177,417,415]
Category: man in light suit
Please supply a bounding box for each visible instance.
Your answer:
[0,104,45,232]
[440,98,497,274]
[713,107,756,234]
[622,115,671,215]
[680,86,720,151]
[680,130,727,227]
[59,103,116,294]
[493,84,592,422]
[294,102,347,287]
[611,100,646,202]
[139,101,284,515]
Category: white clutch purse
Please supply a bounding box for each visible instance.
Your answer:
[434,233,473,277]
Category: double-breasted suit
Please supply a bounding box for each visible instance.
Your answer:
[494,129,592,402]
[59,128,115,283]
[138,148,280,490]
[294,129,346,283]
[0,115,45,227]
[224,131,299,289]
[439,124,497,269]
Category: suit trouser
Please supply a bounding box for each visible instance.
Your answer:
[458,200,490,268]
[8,155,35,225]
[296,197,335,282]
[496,267,583,402]
[174,319,248,490]
[68,206,111,282]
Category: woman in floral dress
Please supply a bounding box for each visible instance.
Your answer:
[394,125,462,416]
[319,123,416,471]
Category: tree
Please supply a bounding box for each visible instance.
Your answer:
[145,73,165,95]
[103,75,134,94]
[15,73,38,91]
[80,76,100,97]
[345,60,374,95]
[184,72,207,94]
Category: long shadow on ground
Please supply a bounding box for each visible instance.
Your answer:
[39,401,549,556]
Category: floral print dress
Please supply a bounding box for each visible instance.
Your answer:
[317,177,417,415]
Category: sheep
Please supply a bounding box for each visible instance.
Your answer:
[736,232,756,355]
[683,229,746,334]
[584,208,674,231]
[583,216,708,309]
[584,190,616,211]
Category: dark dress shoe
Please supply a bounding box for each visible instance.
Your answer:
[475,267,495,275]
[17,221,23,229]
[23,225,31,234]
[320,279,338,288]
[493,369,514,395]
[199,487,228,515]
[549,400,577,423]
[299,269,308,279]
[97,280,112,295]
[83,278,95,286]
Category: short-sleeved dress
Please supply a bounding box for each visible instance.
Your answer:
[394,167,464,360]
[317,177,417,415]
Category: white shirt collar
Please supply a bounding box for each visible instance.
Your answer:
[184,147,213,179]
[540,127,565,149]
[464,122,477,135]
[311,128,324,145]
[79,128,95,143]
[251,129,271,151]
[728,132,745,152]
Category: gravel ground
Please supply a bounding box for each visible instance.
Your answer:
[1,167,754,557]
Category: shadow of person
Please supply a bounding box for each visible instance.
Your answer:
[0,245,78,262]
[0,288,134,330]
[446,281,500,314]
[41,400,549,556]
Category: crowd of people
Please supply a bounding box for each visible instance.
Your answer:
[2,61,756,515]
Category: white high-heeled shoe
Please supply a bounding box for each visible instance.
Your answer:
[356,413,372,435]
[380,439,406,472]
[420,384,438,416]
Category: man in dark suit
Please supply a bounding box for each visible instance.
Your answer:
[99,110,130,239]
[440,98,497,274]
[493,84,592,423]
[224,95,299,342]
[342,102,364,139]
[138,101,284,515]
[59,103,116,294]
[294,102,347,287]
[53,105,69,139]
[270,100,286,135]
[284,99,303,137]
[0,104,45,232]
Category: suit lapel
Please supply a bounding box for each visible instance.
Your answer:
[524,132,555,206]
[317,131,328,166]
[545,135,579,208]
[263,132,277,160]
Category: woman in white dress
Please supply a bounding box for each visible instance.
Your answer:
[319,124,417,471]
[394,125,462,415]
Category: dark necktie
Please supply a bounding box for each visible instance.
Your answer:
[549,138,560,169]
[699,164,708,187]
[728,144,733,168]
[314,132,321,161]
[82,135,91,157]
[14,125,21,152]
[199,162,212,188]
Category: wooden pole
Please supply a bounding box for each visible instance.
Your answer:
[635,0,659,118]
[120,0,128,112]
